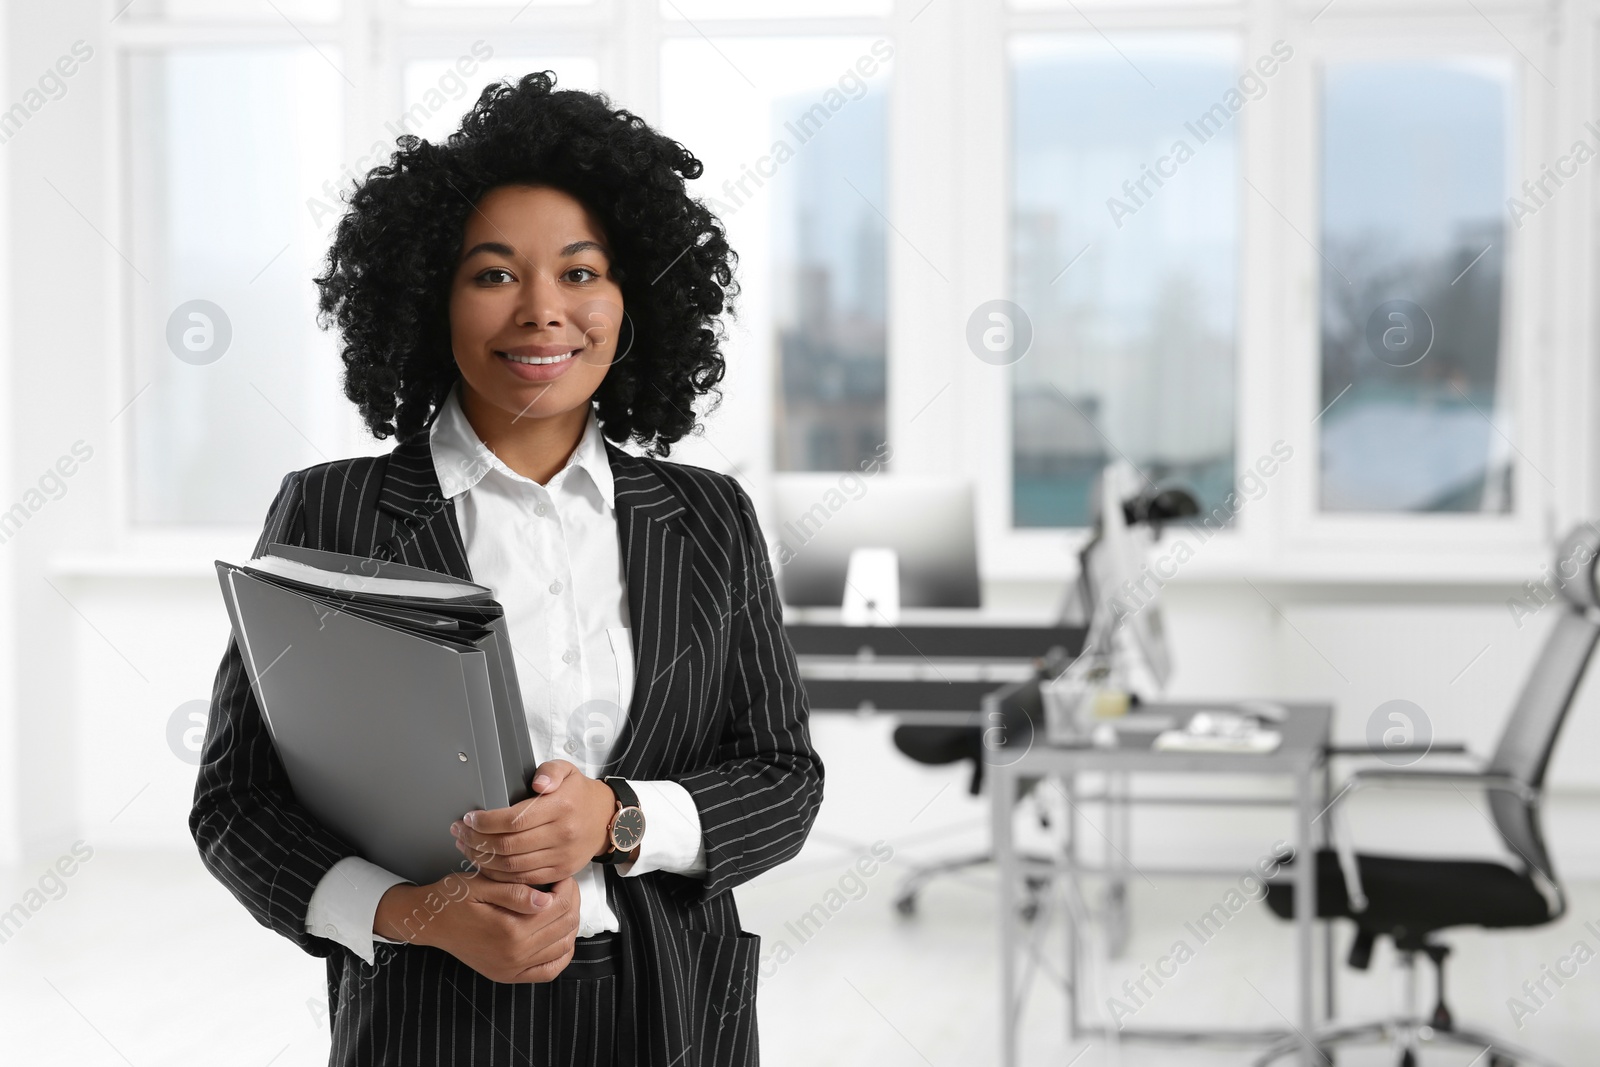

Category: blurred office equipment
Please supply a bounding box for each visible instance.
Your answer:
[1058,461,1200,698]
[1257,524,1600,1067]
[783,620,1079,916]
[841,546,900,626]
[887,664,1061,918]
[1045,464,1197,752]
[993,699,1335,1066]
[773,474,981,614]
[887,465,1195,913]
[771,472,1080,916]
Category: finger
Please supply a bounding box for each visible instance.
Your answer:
[531,759,581,794]
[453,819,569,859]
[514,932,578,981]
[460,849,575,887]
[472,865,564,886]
[470,878,553,915]
[515,957,571,983]
[455,837,570,875]
[547,876,581,910]
[460,794,542,835]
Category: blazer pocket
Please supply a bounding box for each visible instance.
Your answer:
[682,928,761,1064]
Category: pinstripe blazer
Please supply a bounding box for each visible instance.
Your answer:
[190,424,825,1066]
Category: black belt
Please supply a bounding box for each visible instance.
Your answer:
[557,931,620,980]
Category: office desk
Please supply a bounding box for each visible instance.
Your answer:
[993,701,1333,1067]
[785,619,1083,722]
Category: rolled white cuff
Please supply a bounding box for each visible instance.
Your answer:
[304,855,410,966]
[619,779,707,878]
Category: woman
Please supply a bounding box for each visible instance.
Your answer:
[190,72,823,1067]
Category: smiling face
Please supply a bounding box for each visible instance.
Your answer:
[448,183,625,445]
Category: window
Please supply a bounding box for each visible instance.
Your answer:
[112,1,1561,575]
[660,36,892,474]
[1317,59,1513,513]
[125,47,344,526]
[1009,35,1239,528]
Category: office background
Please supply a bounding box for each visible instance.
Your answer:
[1,0,1599,1063]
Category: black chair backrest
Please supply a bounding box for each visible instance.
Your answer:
[1485,522,1600,883]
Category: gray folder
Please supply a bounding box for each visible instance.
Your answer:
[215,543,536,884]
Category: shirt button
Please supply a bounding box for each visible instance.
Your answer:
[323,923,338,937]
[549,580,563,594]
[534,502,548,516]
[562,649,578,664]
[564,739,578,755]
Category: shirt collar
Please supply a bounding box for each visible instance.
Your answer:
[429,380,615,510]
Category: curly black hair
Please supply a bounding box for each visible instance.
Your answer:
[313,71,737,456]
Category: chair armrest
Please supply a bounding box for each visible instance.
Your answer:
[1324,742,1470,757]
[1324,767,1537,915]
[1341,768,1538,804]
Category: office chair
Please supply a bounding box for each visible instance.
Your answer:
[1257,523,1600,1067]
[890,666,1057,918]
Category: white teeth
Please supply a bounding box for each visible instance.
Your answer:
[502,350,576,365]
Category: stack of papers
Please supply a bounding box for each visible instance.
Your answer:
[215,542,536,883]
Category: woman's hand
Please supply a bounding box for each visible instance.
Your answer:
[375,873,579,984]
[452,760,622,884]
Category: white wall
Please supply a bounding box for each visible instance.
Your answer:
[0,0,14,870]
[4,0,109,862]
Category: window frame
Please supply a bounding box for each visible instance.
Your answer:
[973,0,1585,584]
[107,14,359,557]
[1280,19,1548,563]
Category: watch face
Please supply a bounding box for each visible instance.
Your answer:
[611,806,645,851]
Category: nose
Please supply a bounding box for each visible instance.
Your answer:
[516,265,566,331]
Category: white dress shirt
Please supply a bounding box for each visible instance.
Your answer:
[304,381,708,965]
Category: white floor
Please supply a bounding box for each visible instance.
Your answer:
[1,835,1596,1066]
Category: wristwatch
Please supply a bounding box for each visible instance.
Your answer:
[595,776,645,864]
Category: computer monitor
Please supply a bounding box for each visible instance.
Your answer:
[1075,462,1173,691]
[772,475,981,609]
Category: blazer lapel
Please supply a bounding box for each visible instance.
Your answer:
[603,443,693,779]
[372,431,474,581]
